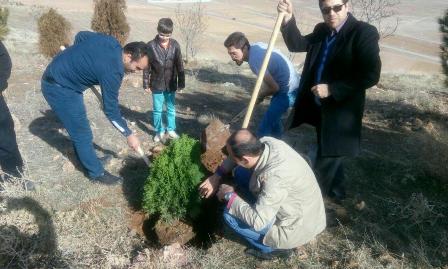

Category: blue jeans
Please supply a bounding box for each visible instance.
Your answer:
[41,80,103,178]
[152,91,176,134]
[223,166,274,253]
[257,91,291,139]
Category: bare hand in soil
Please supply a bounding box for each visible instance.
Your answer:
[127,133,141,152]
[217,184,235,201]
[199,174,221,198]
[144,88,151,93]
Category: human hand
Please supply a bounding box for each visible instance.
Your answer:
[144,88,152,94]
[127,133,141,152]
[198,174,221,198]
[217,184,235,202]
[277,0,293,24]
[311,84,331,99]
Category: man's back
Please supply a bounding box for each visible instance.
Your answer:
[248,42,299,91]
[44,31,123,92]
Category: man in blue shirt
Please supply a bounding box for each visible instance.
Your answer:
[224,32,300,138]
[41,31,149,185]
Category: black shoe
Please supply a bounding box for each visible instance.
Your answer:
[244,248,293,260]
[91,171,121,185]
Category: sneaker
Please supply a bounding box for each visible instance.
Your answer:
[91,171,121,185]
[167,130,179,139]
[154,132,165,143]
[244,248,293,260]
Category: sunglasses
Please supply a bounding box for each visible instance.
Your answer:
[158,33,172,38]
[321,4,345,15]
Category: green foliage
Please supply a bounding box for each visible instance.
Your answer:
[143,135,206,222]
[440,9,448,86]
[0,7,9,40]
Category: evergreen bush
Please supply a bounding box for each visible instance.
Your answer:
[91,0,129,46]
[143,135,206,222]
[0,7,9,41]
[440,9,448,86]
[37,8,71,58]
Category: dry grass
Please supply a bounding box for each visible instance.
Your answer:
[91,0,129,46]
[37,8,71,58]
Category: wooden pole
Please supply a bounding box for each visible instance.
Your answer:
[242,12,285,128]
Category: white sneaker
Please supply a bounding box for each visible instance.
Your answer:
[167,131,179,139]
[154,132,165,143]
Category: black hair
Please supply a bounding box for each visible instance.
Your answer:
[319,0,348,8]
[224,32,250,49]
[123,41,148,61]
[227,129,264,159]
[157,18,174,34]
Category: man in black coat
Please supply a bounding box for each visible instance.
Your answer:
[0,41,24,181]
[278,0,381,200]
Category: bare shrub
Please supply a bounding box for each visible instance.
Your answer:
[351,0,400,38]
[0,6,8,40]
[91,0,129,46]
[174,2,208,62]
[37,8,71,58]
[440,9,448,86]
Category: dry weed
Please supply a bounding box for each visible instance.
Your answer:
[91,0,129,46]
[37,8,71,58]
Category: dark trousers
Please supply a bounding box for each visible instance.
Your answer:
[41,80,104,178]
[0,94,23,178]
[309,145,346,199]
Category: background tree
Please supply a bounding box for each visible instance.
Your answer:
[351,0,400,38]
[37,8,72,58]
[0,7,9,40]
[91,0,129,46]
[440,9,448,86]
[174,2,208,63]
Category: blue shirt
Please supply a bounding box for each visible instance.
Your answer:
[43,31,131,136]
[248,42,300,105]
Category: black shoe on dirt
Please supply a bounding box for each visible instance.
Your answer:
[244,248,293,260]
[91,171,121,185]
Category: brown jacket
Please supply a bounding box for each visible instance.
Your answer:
[228,137,326,249]
[142,36,185,92]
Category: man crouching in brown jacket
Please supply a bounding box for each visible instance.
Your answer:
[199,129,326,260]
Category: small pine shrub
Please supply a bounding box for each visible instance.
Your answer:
[37,8,71,58]
[143,135,206,222]
[0,7,9,40]
[440,9,448,86]
[91,0,130,46]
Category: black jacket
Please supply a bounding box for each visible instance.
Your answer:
[281,14,381,157]
[0,41,12,92]
[143,36,185,92]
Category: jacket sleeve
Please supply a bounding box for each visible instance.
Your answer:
[329,24,381,102]
[0,42,12,92]
[142,67,151,89]
[99,71,132,137]
[281,15,313,53]
[228,175,288,232]
[175,43,185,89]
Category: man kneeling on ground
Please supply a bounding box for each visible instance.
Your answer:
[199,129,326,260]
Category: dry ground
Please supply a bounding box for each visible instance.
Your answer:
[1,1,448,268]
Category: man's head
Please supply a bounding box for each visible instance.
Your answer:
[226,129,264,169]
[122,42,149,73]
[157,18,173,42]
[224,32,250,66]
[319,0,349,30]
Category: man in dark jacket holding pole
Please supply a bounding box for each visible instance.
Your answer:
[277,0,381,200]
[41,31,149,185]
[0,41,26,184]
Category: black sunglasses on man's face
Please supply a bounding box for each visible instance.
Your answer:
[321,4,345,15]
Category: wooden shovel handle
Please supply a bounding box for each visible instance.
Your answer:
[242,12,286,128]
